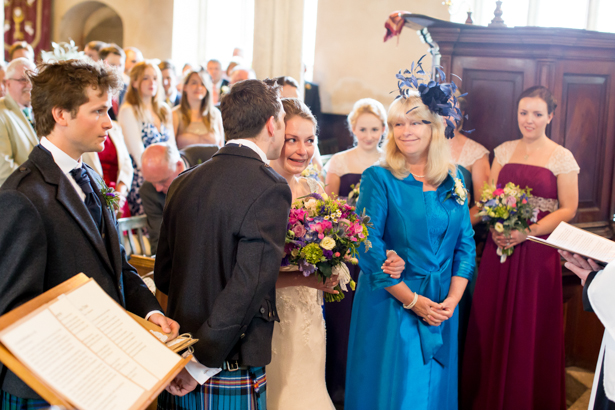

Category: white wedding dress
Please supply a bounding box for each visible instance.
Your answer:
[266,178,335,410]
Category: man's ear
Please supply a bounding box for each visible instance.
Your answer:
[51,106,70,127]
[265,115,275,137]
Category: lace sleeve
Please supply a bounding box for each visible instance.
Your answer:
[323,152,349,177]
[547,146,580,176]
[458,139,489,168]
[493,140,518,167]
[304,177,325,194]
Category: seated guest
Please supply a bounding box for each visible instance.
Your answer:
[84,40,107,61]
[140,142,218,253]
[0,58,178,409]
[229,65,256,86]
[118,60,175,216]
[206,59,228,104]
[0,61,7,97]
[159,60,181,107]
[82,121,133,216]
[172,69,224,148]
[8,41,34,62]
[99,44,127,120]
[0,57,38,185]
[124,46,144,75]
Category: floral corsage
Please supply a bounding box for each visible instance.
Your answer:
[444,177,468,206]
[97,180,120,211]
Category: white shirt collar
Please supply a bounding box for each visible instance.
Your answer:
[40,137,82,174]
[226,139,269,164]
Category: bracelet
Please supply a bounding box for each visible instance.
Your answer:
[403,291,419,310]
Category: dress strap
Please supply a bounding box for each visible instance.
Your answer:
[546,145,580,176]
[324,152,350,177]
[304,177,324,194]
[493,140,519,167]
[457,139,489,169]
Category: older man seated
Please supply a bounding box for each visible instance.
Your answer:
[141,142,218,254]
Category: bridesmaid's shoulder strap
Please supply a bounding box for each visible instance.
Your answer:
[547,145,580,176]
[493,140,519,167]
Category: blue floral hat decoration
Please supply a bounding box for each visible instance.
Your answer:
[394,55,467,139]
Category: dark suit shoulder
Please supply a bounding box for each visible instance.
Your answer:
[0,160,36,191]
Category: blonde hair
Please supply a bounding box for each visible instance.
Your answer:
[347,98,388,141]
[381,92,456,186]
[125,60,169,124]
[178,70,216,133]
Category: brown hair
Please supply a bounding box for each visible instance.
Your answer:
[178,70,215,133]
[86,41,107,52]
[220,79,281,141]
[28,59,123,137]
[125,60,169,124]
[158,59,176,74]
[517,85,557,114]
[264,76,299,89]
[9,41,34,60]
[99,44,125,61]
[281,98,317,134]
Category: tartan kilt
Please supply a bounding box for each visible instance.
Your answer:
[1,391,49,410]
[157,367,266,410]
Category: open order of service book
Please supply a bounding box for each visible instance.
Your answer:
[528,222,615,265]
[0,273,192,410]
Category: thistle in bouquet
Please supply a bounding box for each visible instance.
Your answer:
[477,182,539,263]
[282,192,372,302]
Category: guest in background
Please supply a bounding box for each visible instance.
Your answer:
[345,90,475,410]
[321,97,387,405]
[124,46,144,75]
[462,86,579,410]
[82,121,133,216]
[225,59,240,80]
[100,44,127,120]
[140,142,218,254]
[229,66,256,86]
[0,62,7,97]
[172,69,224,148]
[0,58,38,185]
[8,41,34,62]
[206,59,229,104]
[118,60,174,216]
[84,41,107,61]
[159,60,181,107]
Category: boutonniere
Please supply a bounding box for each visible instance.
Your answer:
[97,180,120,212]
[220,85,230,95]
[444,177,468,206]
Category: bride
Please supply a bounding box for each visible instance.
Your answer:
[266,98,405,409]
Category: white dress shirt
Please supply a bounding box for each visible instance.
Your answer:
[226,138,269,164]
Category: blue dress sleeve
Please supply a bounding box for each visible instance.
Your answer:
[452,169,476,280]
[356,167,402,290]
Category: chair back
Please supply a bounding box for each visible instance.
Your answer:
[117,215,150,256]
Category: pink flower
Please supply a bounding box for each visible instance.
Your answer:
[334,252,341,257]
[505,196,516,207]
[493,188,504,196]
[522,199,527,204]
[292,223,306,238]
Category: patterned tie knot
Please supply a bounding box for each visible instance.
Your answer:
[69,166,94,195]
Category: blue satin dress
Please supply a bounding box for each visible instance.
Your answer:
[345,165,476,410]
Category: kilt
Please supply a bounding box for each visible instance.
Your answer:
[1,391,49,410]
[157,367,266,410]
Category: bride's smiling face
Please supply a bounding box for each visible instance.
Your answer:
[277,116,317,176]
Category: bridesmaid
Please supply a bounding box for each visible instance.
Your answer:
[461,86,579,410]
[345,91,476,410]
[322,97,387,405]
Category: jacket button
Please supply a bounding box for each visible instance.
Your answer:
[19,166,26,172]
[260,307,265,314]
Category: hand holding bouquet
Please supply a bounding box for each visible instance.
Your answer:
[282,192,372,302]
[477,182,538,263]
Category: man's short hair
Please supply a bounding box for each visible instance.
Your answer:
[220,79,281,141]
[85,41,107,52]
[6,57,35,79]
[207,59,221,67]
[9,41,33,60]
[158,60,176,74]
[143,142,181,172]
[263,76,299,89]
[28,60,123,137]
[99,43,125,61]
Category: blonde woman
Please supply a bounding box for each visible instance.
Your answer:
[172,69,224,149]
[345,91,476,409]
[118,60,174,216]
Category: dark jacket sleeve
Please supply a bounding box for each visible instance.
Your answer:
[0,190,48,315]
[193,182,291,366]
[140,181,164,255]
[121,239,162,317]
[582,270,601,312]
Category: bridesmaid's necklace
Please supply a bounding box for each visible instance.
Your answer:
[523,137,547,161]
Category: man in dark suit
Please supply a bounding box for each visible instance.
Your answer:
[140,142,219,254]
[0,59,179,407]
[156,79,291,409]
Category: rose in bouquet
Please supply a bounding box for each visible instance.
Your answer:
[477,182,539,263]
[282,192,372,302]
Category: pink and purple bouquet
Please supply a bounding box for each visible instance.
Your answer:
[477,182,538,263]
[282,193,372,302]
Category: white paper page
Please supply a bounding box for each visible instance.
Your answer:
[547,222,615,263]
[65,280,180,379]
[0,309,143,410]
[49,296,158,390]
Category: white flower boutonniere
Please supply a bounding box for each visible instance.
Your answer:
[445,177,468,206]
[220,85,230,95]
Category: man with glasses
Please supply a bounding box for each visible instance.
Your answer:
[0,57,38,185]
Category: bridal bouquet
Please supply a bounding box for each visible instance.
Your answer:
[282,193,372,302]
[477,182,539,263]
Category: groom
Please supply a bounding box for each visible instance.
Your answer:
[155,79,291,409]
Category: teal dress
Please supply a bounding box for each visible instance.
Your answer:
[345,165,476,410]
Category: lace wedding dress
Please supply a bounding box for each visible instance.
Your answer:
[266,178,335,410]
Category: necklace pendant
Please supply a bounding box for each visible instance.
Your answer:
[523,154,529,161]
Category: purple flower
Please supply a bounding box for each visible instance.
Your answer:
[298,260,317,276]
[281,256,290,267]
[306,193,323,201]
[323,250,333,259]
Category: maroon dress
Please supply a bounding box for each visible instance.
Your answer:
[461,163,566,410]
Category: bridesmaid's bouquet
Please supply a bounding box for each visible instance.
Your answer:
[282,193,372,302]
[347,182,361,206]
[477,182,539,263]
